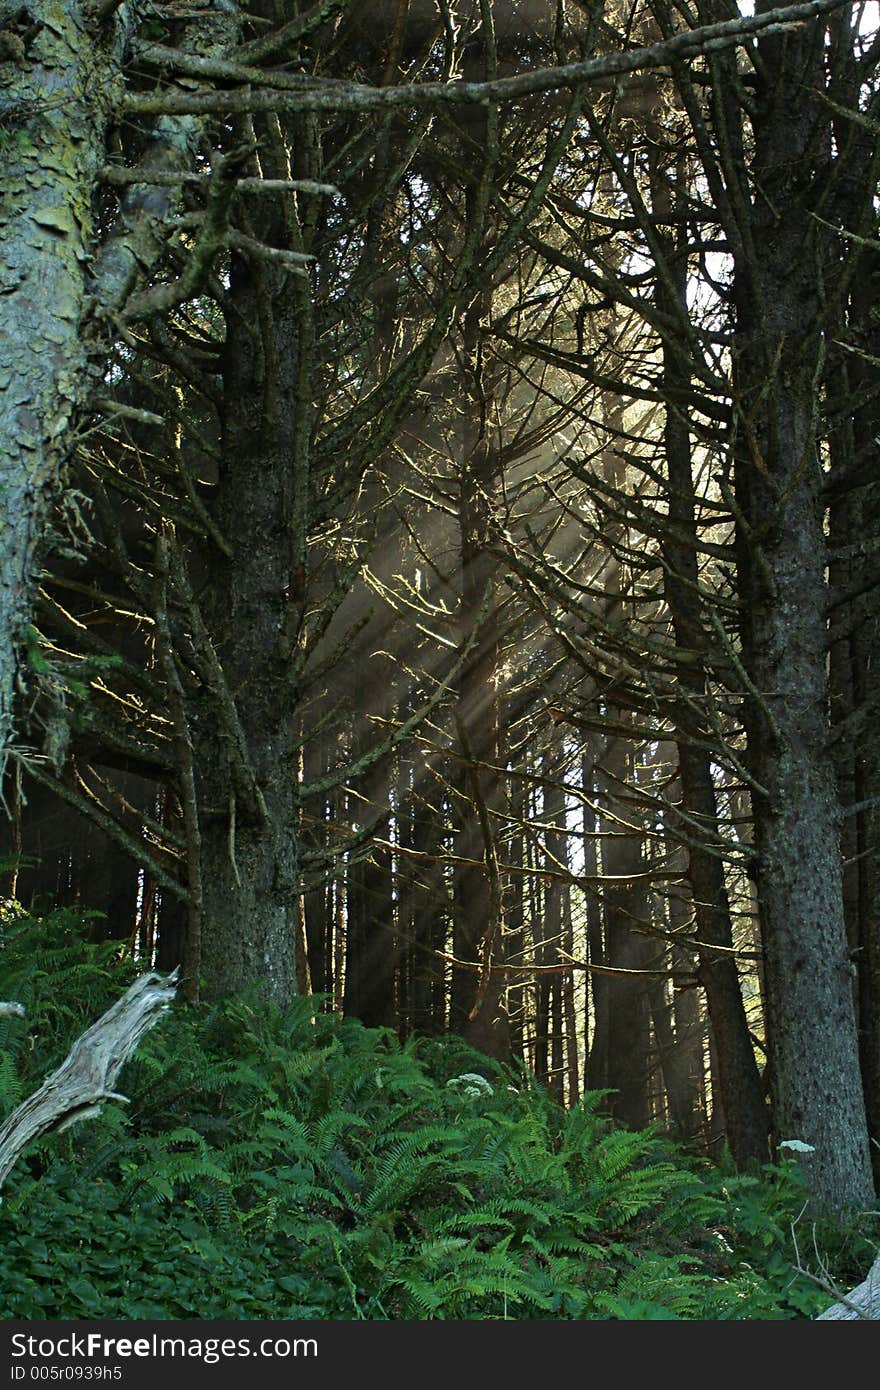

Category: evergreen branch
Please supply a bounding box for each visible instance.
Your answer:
[123,4,848,118]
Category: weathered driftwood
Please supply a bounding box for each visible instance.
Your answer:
[816,1251,880,1319]
[0,970,177,1191]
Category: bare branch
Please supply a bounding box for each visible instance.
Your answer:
[123,3,849,118]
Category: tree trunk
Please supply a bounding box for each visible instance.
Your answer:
[344,836,396,1029]
[542,754,567,1102]
[451,296,508,1060]
[506,775,527,1063]
[406,781,449,1037]
[192,247,301,1006]
[649,141,769,1166]
[827,252,880,1192]
[341,631,397,1034]
[583,748,608,1093]
[666,874,705,1144]
[600,737,652,1131]
[0,2,126,762]
[732,17,873,1209]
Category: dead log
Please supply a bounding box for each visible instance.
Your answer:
[816,1251,880,1319]
[0,969,178,1191]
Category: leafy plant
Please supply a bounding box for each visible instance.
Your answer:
[1,905,875,1319]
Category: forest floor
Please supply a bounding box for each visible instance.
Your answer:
[1,905,877,1320]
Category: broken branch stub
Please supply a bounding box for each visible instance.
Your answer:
[0,969,178,1191]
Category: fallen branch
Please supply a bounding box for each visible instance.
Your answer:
[816,1250,880,1319]
[0,970,178,1191]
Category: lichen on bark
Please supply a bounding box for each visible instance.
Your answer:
[0,1,122,762]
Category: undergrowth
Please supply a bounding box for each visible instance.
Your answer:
[1,904,876,1319]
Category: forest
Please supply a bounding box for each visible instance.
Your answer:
[1,0,880,1322]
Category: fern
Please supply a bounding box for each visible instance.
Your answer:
[1,903,873,1321]
[0,1050,23,1118]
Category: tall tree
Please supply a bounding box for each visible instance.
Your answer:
[722,4,874,1208]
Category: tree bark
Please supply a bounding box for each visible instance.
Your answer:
[600,737,653,1131]
[732,15,873,1209]
[826,249,880,1191]
[0,2,126,762]
[191,244,302,1006]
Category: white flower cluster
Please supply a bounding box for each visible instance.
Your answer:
[446,1072,494,1099]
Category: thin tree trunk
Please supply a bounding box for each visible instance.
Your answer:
[667,875,705,1144]
[650,143,769,1167]
[583,749,607,1092]
[543,753,567,1102]
[600,736,652,1131]
[301,730,331,999]
[562,884,579,1105]
[451,291,508,1060]
[506,775,527,1063]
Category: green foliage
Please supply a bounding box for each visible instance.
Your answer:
[1,906,876,1320]
[0,902,136,1093]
